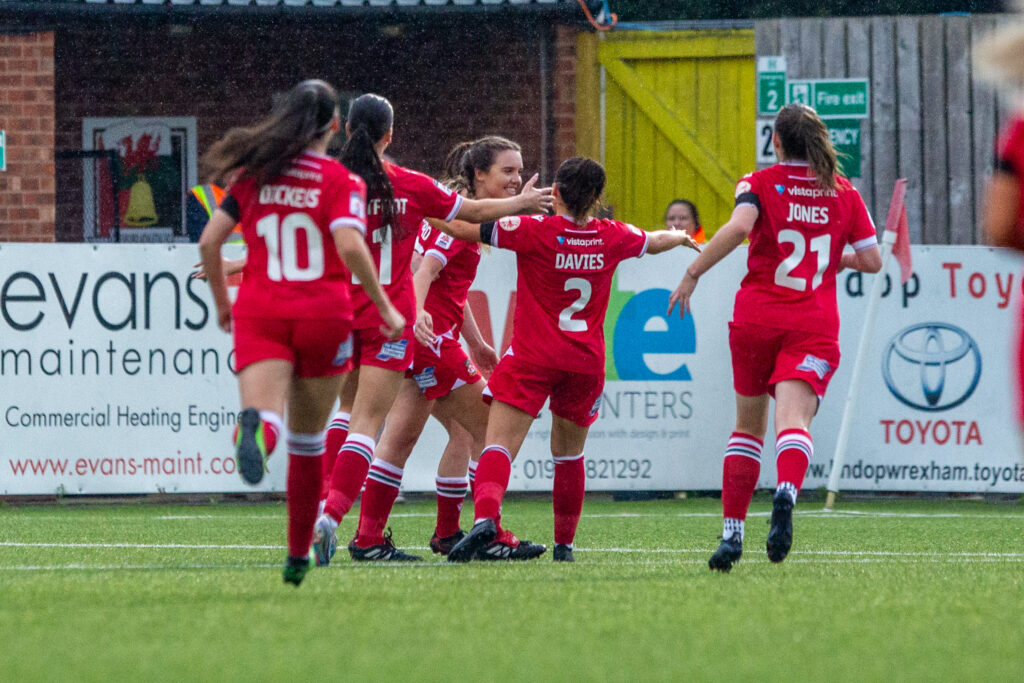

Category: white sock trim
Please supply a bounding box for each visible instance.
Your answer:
[258,410,284,435]
[287,431,326,456]
[482,445,512,462]
[368,458,404,478]
[553,453,584,464]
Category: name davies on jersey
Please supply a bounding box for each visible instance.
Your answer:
[259,185,322,208]
[555,252,605,270]
[787,202,829,224]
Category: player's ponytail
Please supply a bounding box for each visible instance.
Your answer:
[201,79,338,187]
[340,93,398,239]
[774,103,838,192]
[441,140,476,195]
[555,157,606,222]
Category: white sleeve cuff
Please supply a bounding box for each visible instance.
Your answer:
[444,195,464,223]
[424,249,448,267]
[330,217,366,235]
[851,236,878,251]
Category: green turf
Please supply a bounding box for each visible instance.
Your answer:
[2,497,1023,681]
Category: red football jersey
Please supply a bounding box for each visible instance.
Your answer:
[732,162,877,339]
[996,113,1024,233]
[350,162,463,329]
[228,150,367,320]
[487,214,649,375]
[419,221,481,338]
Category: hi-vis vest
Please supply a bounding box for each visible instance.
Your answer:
[190,183,243,244]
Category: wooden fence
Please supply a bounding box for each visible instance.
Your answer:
[756,14,1015,245]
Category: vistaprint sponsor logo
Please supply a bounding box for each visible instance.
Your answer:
[556,236,604,247]
[786,186,838,199]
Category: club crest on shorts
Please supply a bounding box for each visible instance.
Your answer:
[498,216,520,231]
[465,360,477,376]
[413,366,438,390]
[333,336,354,366]
[376,339,409,361]
[797,354,831,380]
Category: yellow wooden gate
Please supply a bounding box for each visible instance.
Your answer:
[577,30,756,235]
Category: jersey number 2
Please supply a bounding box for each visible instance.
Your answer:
[559,278,592,332]
[255,212,324,281]
[774,230,831,291]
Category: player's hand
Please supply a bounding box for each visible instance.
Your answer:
[216,305,232,333]
[667,272,699,319]
[378,305,406,341]
[682,233,703,253]
[414,310,436,347]
[191,261,208,281]
[519,174,554,214]
[468,342,499,379]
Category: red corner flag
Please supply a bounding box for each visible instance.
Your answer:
[885,178,913,284]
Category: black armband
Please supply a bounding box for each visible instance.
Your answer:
[480,221,496,246]
[734,192,761,211]
[219,194,241,222]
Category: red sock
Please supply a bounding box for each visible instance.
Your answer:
[721,432,763,521]
[323,433,374,523]
[553,454,585,545]
[321,412,350,499]
[435,475,469,537]
[355,459,403,547]
[472,446,511,521]
[286,432,324,557]
[776,428,813,494]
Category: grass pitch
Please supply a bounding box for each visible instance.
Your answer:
[2,496,1023,682]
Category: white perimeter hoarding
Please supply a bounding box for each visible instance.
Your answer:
[1,243,1022,495]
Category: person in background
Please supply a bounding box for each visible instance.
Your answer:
[976,14,1024,440]
[187,178,242,245]
[664,198,706,244]
[668,103,881,573]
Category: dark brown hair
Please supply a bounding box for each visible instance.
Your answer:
[774,103,839,191]
[555,157,606,221]
[665,198,700,227]
[201,79,337,187]
[340,93,399,238]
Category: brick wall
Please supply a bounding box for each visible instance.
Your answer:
[0,31,55,243]
[553,25,578,164]
[54,16,574,241]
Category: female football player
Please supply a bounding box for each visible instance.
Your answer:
[198,80,402,586]
[432,156,701,563]
[313,96,553,565]
[668,103,882,572]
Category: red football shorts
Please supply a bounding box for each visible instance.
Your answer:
[410,336,482,400]
[729,321,840,400]
[483,352,604,428]
[351,324,415,373]
[233,316,353,379]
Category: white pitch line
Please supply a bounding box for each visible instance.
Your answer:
[0,541,279,550]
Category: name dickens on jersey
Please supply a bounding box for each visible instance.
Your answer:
[259,185,322,208]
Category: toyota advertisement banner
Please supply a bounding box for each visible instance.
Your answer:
[1,243,1022,495]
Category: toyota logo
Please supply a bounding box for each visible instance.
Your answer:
[882,323,981,412]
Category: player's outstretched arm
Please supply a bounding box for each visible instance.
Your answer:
[334,227,405,340]
[839,245,883,274]
[647,230,703,255]
[667,204,757,319]
[982,171,1024,251]
[455,173,553,222]
[426,217,480,243]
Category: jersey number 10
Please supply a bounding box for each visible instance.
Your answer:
[256,212,325,281]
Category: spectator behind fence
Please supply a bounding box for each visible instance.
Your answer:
[664,198,706,244]
[186,178,242,244]
[976,14,1024,442]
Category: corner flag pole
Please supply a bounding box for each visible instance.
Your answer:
[824,179,908,511]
